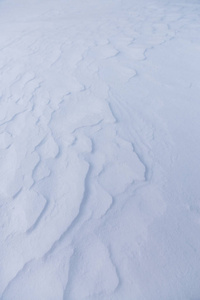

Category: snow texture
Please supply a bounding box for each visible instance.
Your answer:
[0,0,200,299]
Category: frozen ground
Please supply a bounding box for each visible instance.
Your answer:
[0,0,200,299]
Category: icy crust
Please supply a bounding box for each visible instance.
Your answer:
[1,0,200,299]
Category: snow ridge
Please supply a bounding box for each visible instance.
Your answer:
[1,0,200,299]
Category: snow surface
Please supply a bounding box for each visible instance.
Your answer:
[0,0,200,299]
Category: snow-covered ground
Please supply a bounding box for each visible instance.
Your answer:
[0,0,200,299]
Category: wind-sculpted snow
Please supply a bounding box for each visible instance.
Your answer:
[1,0,200,299]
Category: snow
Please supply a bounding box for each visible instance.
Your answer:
[0,0,200,299]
